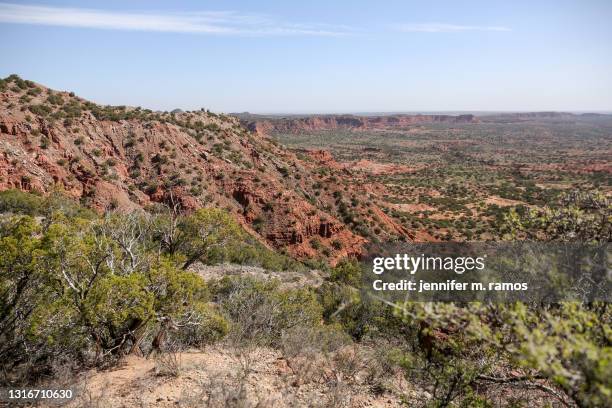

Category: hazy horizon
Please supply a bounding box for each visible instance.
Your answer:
[233,110,612,116]
[2,1,611,113]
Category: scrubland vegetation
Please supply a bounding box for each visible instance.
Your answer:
[0,190,293,371]
[0,189,609,407]
[272,120,611,242]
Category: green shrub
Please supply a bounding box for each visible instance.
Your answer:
[0,189,44,215]
[204,123,220,132]
[46,93,64,105]
[391,301,612,408]
[159,208,243,269]
[174,302,229,347]
[317,281,377,340]
[329,259,362,287]
[278,166,289,177]
[0,216,48,366]
[2,212,232,370]
[61,101,82,118]
[27,87,41,96]
[28,104,53,116]
[211,237,302,271]
[6,74,27,89]
[310,237,322,250]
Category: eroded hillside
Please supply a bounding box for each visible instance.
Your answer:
[0,75,416,263]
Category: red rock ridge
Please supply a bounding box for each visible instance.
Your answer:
[0,77,419,265]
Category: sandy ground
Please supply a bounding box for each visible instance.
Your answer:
[390,203,436,213]
[190,264,327,290]
[54,347,414,408]
[484,196,525,207]
[347,160,420,175]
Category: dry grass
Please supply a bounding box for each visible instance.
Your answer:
[154,350,182,378]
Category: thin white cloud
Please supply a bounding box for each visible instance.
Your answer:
[394,23,511,33]
[0,3,350,36]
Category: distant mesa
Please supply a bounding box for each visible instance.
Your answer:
[238,111,612,135]
[239,113,479,135]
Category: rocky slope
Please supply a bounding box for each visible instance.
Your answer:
[0,75,415,263]
[238,113,478,136]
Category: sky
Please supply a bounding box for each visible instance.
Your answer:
[1,1,611,113]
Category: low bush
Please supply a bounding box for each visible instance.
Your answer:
[211,276,322,346]
[3,216,229,367]
[393,301,611,408]
[0,189,44,215]
[329,259,362,287]
[28,104,53,116]
[0,189,94,219]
